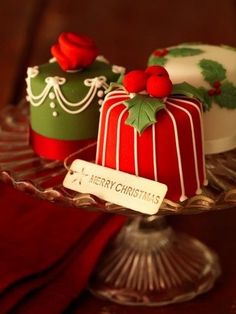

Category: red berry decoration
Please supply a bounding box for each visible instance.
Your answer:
[123,70,147,93]
[153,48,169,57]
[145,65,169,77]
[146,75,173,98]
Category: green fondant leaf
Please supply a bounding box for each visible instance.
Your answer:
[117,73,124,84]
[172,82,204,102]
[124,95,165,134]
[197,87,213,111]
[199,59,226,84]
[214,81,236,109]
[105,82,124,94]
[147,55,168,66]
[221,44,236,52]
[168,47,204,57]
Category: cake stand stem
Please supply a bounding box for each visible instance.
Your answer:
[89,216,221,306]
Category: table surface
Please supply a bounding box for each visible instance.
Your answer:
[1,0,236,313]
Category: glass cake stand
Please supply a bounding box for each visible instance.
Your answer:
[1,101,236,306]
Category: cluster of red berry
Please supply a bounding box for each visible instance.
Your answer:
[123,65,173,98]
[153,48,169,57]
[208,81,222,96]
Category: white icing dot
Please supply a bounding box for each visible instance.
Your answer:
[50,102,56,108]
[49,92,55,100]
[52,111,58,117]
[98,99,103,105]
[97,90,104,98]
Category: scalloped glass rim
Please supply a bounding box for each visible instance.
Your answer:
[1,101,236,216]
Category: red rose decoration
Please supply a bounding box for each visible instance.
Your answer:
[51,32,99,71]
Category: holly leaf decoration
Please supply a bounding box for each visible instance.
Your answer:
[197,87,213,111]
[168,47,204,57]
[148,54,168,66]
[124,95,165,134]
[172,82,204,102]
[105,82,125,94]
[214,81,236,109]
[199,59,226,84]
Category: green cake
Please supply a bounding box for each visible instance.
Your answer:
[26,32,124,160]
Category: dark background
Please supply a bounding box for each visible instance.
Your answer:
[1,0,236,313]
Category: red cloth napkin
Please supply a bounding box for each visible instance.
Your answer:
[0,183,126,313]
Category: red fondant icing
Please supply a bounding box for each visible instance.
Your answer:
[30,129,96,161]
[96,91,205,202]
[51,32,99,71]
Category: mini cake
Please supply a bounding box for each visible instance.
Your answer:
[96,66,206,202]
[148,43,236,154]
[26,32,124,160]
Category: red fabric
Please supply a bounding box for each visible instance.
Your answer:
[30,128,96,161]
[0,183,126,313]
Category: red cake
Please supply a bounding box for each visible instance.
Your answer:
[96,67,207,202]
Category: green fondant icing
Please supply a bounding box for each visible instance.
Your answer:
[199,59,226,84]
[124,95,165,134]
[215,81,236,109]
[172,82,204,102]
[197,87,213,111]
[28,61,119,140]
[168,47,204,57]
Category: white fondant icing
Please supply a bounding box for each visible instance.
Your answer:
[112,65,126,74]
[49,57,56,63]
[161,44,236,154]
[52,111,58,117]
[27,66,39,78]
[97,90,104,98]
[98,100,103,105]
[152,124,158,181]
[49,92,56,100]
[96,55,109,64]
[134,129,139,176]
[50,102,56,108]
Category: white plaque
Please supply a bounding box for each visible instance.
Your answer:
[63,159,168,215]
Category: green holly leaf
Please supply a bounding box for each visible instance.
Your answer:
[214,81,236,109]
[197,87,213,111]
[105,82,124,94]
[124,95,165,134]
[172,82,204,102]
[147,54,168,66]
[168,47,204,57]
[199,59,226,84]
[117,73,124,84]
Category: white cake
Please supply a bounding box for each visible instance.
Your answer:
[148,44,236,154]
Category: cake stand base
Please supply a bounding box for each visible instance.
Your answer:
[89,217,221,306]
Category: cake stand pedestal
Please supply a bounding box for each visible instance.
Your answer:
[90,216,220,306]
[0,102,236,307]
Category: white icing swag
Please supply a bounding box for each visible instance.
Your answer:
[26,67,109,115]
